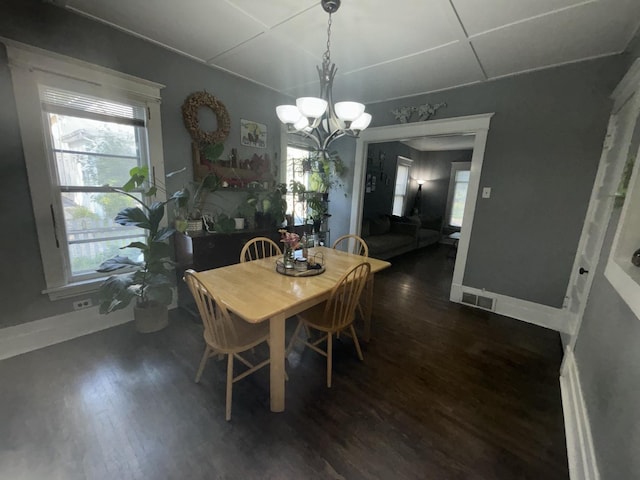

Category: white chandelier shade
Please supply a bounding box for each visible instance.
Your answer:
[275,0,371,153]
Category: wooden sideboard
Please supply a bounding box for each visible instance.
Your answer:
[174,228,280,315]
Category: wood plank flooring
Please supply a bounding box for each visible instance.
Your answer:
[0,245,568,479]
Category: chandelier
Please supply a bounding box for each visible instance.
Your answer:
[276,0,372,153]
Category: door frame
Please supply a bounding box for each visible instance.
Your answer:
[562,58,640,365]
[350,113,494,301]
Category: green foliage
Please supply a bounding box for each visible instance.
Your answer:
[213,213,235,233]
[67,205,99,220]
[97,166,177,313]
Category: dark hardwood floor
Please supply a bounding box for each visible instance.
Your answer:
[0,245,568,480]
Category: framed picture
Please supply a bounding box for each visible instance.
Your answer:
[241,119,267,148]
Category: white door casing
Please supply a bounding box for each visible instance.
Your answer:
[350,113,493,302]
[561,59,640,369]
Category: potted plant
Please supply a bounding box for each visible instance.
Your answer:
[173,172,222,233]
[97,166,181,333]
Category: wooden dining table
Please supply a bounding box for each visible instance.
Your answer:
[195,246,391,412]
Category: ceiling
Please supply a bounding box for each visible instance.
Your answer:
[62,0,640,105]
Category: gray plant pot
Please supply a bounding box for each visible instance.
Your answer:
[134,303,169,333]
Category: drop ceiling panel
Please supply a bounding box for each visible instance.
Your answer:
[271,0,464,73]
[473,0,640,78]
[452,0,591,36]
[226,0,317,28]
[212,32,320,91]
[67,0,266,60]
[286,41,485,104]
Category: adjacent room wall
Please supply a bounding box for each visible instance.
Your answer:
[366,57,627,308]
[0,0,290,328]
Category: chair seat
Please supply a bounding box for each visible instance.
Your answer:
[204,313,270,353]
[298,302,354,332]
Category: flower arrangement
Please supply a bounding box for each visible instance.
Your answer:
[279,229,300,250]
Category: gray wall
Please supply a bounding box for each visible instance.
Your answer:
[366,57,627,308]
[0,0,290,327]
[572,31,640,480]
[574,208,640,479]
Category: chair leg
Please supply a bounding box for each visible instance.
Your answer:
[286,320,304,355]
[195,346,211,383]
[327,333,333,388]
[350,325,364,361]
[226,353,233,421]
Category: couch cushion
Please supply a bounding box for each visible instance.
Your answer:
[366,233,414,254]
[418,228,440,246]
[361,218,371,238]
[369,215,390,235]
[405,215,422,227]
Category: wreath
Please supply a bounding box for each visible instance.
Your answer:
[181,91,231,145]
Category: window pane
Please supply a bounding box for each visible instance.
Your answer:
[394,165,409,195]
[48,113,141,187]
[62,191,145,276]
[286,146,312,225]
[449,182,468,227]
[455,170,470,182]
[392,195,404,216]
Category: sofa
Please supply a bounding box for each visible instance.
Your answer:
[361,214,441,260]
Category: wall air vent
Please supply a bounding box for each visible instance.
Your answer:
[461,291,496,311]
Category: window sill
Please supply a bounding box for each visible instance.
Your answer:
[43,277,104,301]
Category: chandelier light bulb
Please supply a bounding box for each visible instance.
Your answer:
[276,105,302,125]
[350,112,372,131]
[335,101,365,122]
[296,97,328,119]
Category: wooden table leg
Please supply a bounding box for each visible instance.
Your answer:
[364,274,374,342]
[269,313,286,412]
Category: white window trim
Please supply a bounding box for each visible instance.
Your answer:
[445,161,471,229]
[5,39,166,300]
[392,156,413,216]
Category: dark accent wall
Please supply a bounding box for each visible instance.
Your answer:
[366,57,627,308]
[408,150,473,229]
[362,142,411,219]
[0,0,290,327]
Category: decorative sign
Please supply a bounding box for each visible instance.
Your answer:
[241,119,267,148]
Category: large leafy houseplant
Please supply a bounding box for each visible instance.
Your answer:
[97,166,180,331]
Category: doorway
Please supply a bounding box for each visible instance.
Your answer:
[350,114,494,303]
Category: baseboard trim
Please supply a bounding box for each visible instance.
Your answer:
[560,349,600,480]
[450,283,572,333]
[0,305,133,361]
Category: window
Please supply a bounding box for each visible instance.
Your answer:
[445,162,471,229]
[392,156,413,216]
[285,145,312,225]
[7,41,165,299]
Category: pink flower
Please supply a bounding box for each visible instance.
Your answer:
[279,229,300,250]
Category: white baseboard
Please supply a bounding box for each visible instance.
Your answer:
[450,283,573,333]
[0,305,133,361]
[560,349,600,480]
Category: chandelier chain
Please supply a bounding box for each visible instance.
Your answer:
[322,12,332,67]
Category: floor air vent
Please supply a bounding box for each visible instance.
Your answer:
[461,291,496,311]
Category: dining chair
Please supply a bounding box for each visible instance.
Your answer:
[184,269,270,421]
[240,236,282,263]
[332,234,373,340]
[331,234,369,257]
[287,262,371,388]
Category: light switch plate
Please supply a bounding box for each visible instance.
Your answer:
[482,187,491,198]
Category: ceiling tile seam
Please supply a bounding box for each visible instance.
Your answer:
[65,6,288,97]
[339,40,461,77]
[205,31,266,63]
[65,6,208,64]
[622,21,640,52]
[365,79,484,106]
[466,0,599,40]
[225,0,317,31]
[485,50,623,83]
[447,0,488,81]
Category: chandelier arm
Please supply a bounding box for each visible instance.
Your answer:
[287,128,322,150]
[321,129,347,152]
